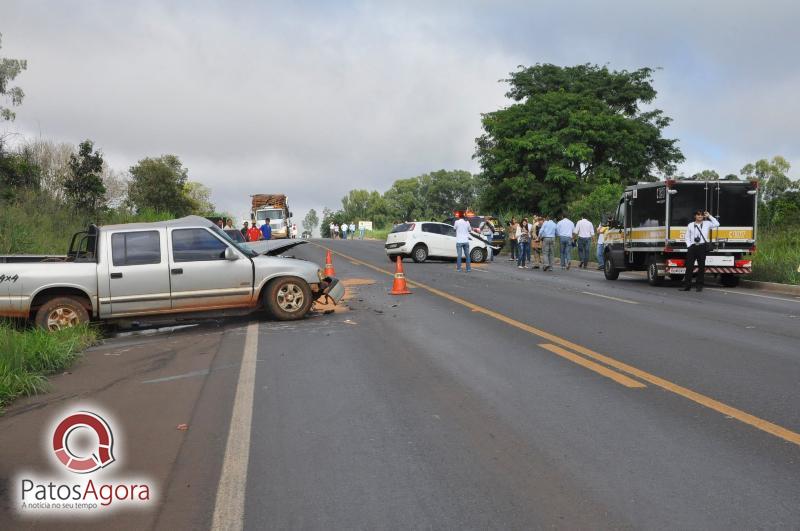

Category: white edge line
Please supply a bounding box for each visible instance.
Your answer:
[708,288,800,304]
[211,321,259,531]
[581,291,639,305]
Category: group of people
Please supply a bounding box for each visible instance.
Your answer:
[506,214,607,271]
[328,222,365,239]
[239,220,271,241]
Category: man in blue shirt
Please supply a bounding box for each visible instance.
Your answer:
[537,215,557,271]
[260,222,272,240]
[555,214,576,270]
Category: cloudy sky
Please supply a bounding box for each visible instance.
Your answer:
[1,0,798,227]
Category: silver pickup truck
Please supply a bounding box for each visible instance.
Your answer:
[0,216,343,330]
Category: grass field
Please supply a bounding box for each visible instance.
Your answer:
[750,228,800,285]
[0,323,98,410]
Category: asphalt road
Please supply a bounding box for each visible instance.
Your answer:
[2,238,799,529]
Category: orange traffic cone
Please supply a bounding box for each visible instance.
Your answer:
[324,250,336,277]
[390,256,412,295]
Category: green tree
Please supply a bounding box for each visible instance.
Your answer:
[475,63,683,215]
[64,140,106,214]
[566,182,624,223]
[722,173,740,181]
[740,156,794,202]
[341,189,371,221]
[691,169,720,181]
[0,145,40,202]
[128,155,192,216]
[183,181,215,214]
[417,169,482,218]
[302,208,319,234]
[0,33,27,121]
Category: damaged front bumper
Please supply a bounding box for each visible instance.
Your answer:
[313,277,344,305]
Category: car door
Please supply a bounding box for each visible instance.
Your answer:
[168,227,254,311]
[439,224,458,258]
[106,229,172,316]
[420,223,446,256]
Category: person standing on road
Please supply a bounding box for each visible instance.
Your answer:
[682,210,720,292]
[333,223,339,239]
[329,222,335,238]
[480,218,495,262]
[538,215,557,271]
[247,223,262,242]
[530,216,543,269]
[516,219,531,269]
[507,217,518,262]
[359,223,366,239]
[454,214,472,272]
[340,223,348,239]
[556,214,576,270]
[595,219,609,270]
[241,221,250,239]
[260,221,272,240]
[349,222,356,239]
[573,214,595,269]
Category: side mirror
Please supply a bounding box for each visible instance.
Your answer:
[224,247,239,261]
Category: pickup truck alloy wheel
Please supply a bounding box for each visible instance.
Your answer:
[34,297,89,331]
[265,277,312,321]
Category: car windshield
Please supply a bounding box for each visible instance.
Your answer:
[209,224,258,257]
[256,210,284,221]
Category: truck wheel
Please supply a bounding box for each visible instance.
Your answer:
[647,258,663,286]
[412,244,428,263]
[604,253,619,280]
[470,247,486,263]
[264,277,312,321]
[34,297,89,331]
[720,274,740,287]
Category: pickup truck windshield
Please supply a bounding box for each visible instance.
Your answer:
[209,224,258,257]
[256,210,284,221]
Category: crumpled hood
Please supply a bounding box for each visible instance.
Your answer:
[248,239,307,256]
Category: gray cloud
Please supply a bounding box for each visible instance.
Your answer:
[1,0,798,225]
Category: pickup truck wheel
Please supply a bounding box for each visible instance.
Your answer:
[604,253,620,280]
[264,277,312,321]
[34,297,89,331]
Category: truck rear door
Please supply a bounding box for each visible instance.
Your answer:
[106,229,172,316]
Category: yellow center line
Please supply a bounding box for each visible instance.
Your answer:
[580,291,639,305]
[539,343,646,388]
[312,243,800,447]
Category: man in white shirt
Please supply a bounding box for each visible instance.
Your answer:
[556,214,576,269]
[573,214,595,269]
[349,222,356,239]
[454,214,472,272]
[682,210,720,292]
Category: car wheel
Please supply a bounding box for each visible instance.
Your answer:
[647,258,663,286]
[34,296,90,331]
[470,247,486,263]
[604,253,619,280]
[412,244,428,263]
[720,274,740,287]
[264,277,312,321]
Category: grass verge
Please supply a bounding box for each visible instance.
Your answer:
[0,323,98,410]
[750,228,800,285]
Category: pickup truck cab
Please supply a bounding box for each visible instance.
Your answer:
[0,216,343,330]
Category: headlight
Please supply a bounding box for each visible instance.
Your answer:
[317,268,325,281]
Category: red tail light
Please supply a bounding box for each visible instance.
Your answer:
[735,260,752,268]
[667,259,685,267]
[663,245,674,253]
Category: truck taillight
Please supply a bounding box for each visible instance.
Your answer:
[735,260,752,268]
[663,245,673,253]
[667,259,685,267]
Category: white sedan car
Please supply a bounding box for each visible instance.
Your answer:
[384,222,495,263]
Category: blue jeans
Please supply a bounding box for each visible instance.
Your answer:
[559,236,572,267]
[517,241,530,266]
[359,228,365,239]
[596,243,605,268]
[484,234,494,261]
[456,242,471,271]
[577,237,591,265]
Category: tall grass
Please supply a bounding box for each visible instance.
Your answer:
[0,323,98,409]
[750,227,800,285]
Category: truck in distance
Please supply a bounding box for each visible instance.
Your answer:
[603,179,758,287]
[0,216,343,330]
[251,194,292,239]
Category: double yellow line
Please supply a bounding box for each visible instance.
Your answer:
[315,243,800,448]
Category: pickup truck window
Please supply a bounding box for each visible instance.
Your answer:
[172,228,228,262]
[111,231,161,266]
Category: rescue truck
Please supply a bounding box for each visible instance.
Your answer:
[603,179,758,287]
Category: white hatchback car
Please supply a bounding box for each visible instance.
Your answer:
[384,222,493,263]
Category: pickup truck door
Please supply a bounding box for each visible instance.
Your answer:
[105,229,172,317]
[168,227,254,311]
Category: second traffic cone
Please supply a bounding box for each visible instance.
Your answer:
[324,250,336,277]
[390,256,412,295]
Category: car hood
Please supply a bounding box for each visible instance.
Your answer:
[247,239,308,256]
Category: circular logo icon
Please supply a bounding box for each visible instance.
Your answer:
[52,411,115,473]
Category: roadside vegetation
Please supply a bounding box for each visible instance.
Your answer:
[0,322,98,410]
